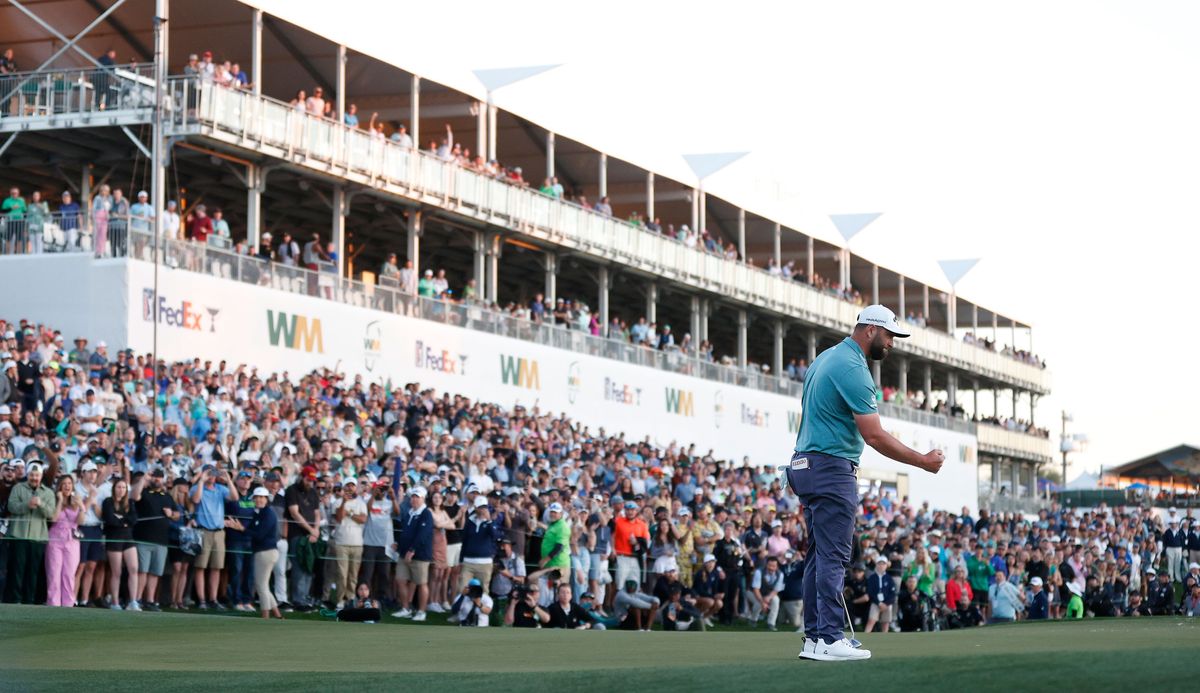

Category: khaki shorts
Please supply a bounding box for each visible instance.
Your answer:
[195,529,226,570]
[869,603,892,622]
[398,558,430,585]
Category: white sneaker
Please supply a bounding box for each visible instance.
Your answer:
[801,638,871,661]
[126,601,142,612]
[412,611,427,622]
[391,608,413,619]
[441,602,452,612]
[797,637,818,658]
[703,617,715,628]
[427,602,445,613]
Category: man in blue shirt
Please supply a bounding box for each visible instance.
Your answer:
[190,464,238,609]
[790,305,944,662]
[393,486,434,621]
[865,557,897,634]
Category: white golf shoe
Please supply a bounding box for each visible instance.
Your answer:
[799,637,871,661]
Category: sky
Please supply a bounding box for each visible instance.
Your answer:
[255,0,1200,477]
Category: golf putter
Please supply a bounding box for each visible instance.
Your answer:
[840,592,863,648]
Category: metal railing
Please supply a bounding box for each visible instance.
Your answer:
[175,78,1051,393]
[0,63,157,120]
[877,401,977,435]
[0,69,1050,392]
[979,493,1050,514]
[118,229,804,396]
[976,424,1054,463]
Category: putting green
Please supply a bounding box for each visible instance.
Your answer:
[2,606,1197,691]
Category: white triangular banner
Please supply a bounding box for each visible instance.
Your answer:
[682,152,749,181]
[829,213,883,242]
[473,65,561,92]
[938,258,980,287]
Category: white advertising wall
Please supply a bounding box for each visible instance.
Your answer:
[0,256,979,512]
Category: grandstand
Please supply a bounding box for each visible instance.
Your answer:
[0,0,1053,514]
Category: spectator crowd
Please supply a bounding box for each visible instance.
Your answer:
[2,317,1198,633]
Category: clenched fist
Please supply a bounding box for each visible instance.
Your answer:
[922,450,945,474]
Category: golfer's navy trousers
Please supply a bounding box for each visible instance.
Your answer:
[786,450,857,643]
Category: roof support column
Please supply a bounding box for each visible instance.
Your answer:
[335,44,346,123]
[598,153,607,199]
[473,230,486,297]
[898,274,906,319]
[545,131,555,180]
[406,209,422,280]
[737,309,748,369]
[332,185,346,276]
[645,282,657,326]
[597,265,610,335]
[246,163,261,251]
[948,291,956,336]
[992,311,999,346]
[872,361,882,388]
[1030,393,1037,425]
[1012,388,1019,420]
[486,101,497,161]
[410,75,421,154]
[923,363,933,411]
[699,299,709,343]
[993,387,1000,419]
[806,236,814,282]
[689,297,701,352]
[486,231,500,304]
[646,172,655,222]
[691,190,699,232]
[699,190,707,234]
[251,8,262,96]
[897,356,909,397]
[737,209,746,262]
[973,380,980,420]
[773,222,781,269]
[773,319,785,378]
[872,264,879,305]
[947,370,957,409]
[923,284,930,324]
[807,328,818,363]
[543,251,557,305]
[972,303,979,334]
[476,101,486,161]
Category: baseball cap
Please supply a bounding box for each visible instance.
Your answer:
[1030,577,1043,586]
[342,477,357,486]
[623,501,638,510]
[467,578,482,587]
[856,304,911,337]
[678,507,692,516]
[80,460,98,472]
[26,462,43,475]
[252,487,271,498]
[548,502,564,513]
[703,553,716,563]
[409,486,427,498]
[473,496,489,509]
[301,465,318,480]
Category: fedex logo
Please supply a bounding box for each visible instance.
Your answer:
[142,289,214,331]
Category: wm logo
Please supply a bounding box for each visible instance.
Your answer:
[500,355,540,390]
[665,388,694,416]
[788,411,802,434]
[267,310,324,353]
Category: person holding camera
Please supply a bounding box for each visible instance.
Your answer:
[360,480,398,602]
[505,581,549,627]
[331,477,368,608]
[612,500,649,593]
[449,577,493,627]
[189,463,238,609]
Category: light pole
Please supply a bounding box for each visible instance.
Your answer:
[1059,410,1089,489]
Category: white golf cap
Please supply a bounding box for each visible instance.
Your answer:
[548,502,564,513]
[1030,576,1043,586]
[473,496,489,509]
[252,487,271,498]
[409,486,427,498]
[80,461,98,472]
[342,477,357,486]
[856,304,911,337]
[703,553,717,563]
[1189,562,1200,570]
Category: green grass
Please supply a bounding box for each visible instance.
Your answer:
[2,606,1199,692]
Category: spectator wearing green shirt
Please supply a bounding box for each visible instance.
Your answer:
[3,186,27,251]
[1065,583,1084,619]
[418,269,436,298]
[966,546,995,619]
[540,502,571,575]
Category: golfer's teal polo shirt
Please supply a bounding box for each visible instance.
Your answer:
[793,337,877,464]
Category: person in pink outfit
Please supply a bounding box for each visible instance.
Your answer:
[46,475,84,607]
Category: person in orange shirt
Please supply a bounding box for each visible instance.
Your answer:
[613,501,649,591]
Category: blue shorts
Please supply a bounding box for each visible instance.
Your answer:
[80,525,105,563]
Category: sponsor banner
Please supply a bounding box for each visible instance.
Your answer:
[113,261,980,512]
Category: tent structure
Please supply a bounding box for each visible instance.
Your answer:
[1065,472,1100,491]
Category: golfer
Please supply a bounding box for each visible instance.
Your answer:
[790,305,944,662]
